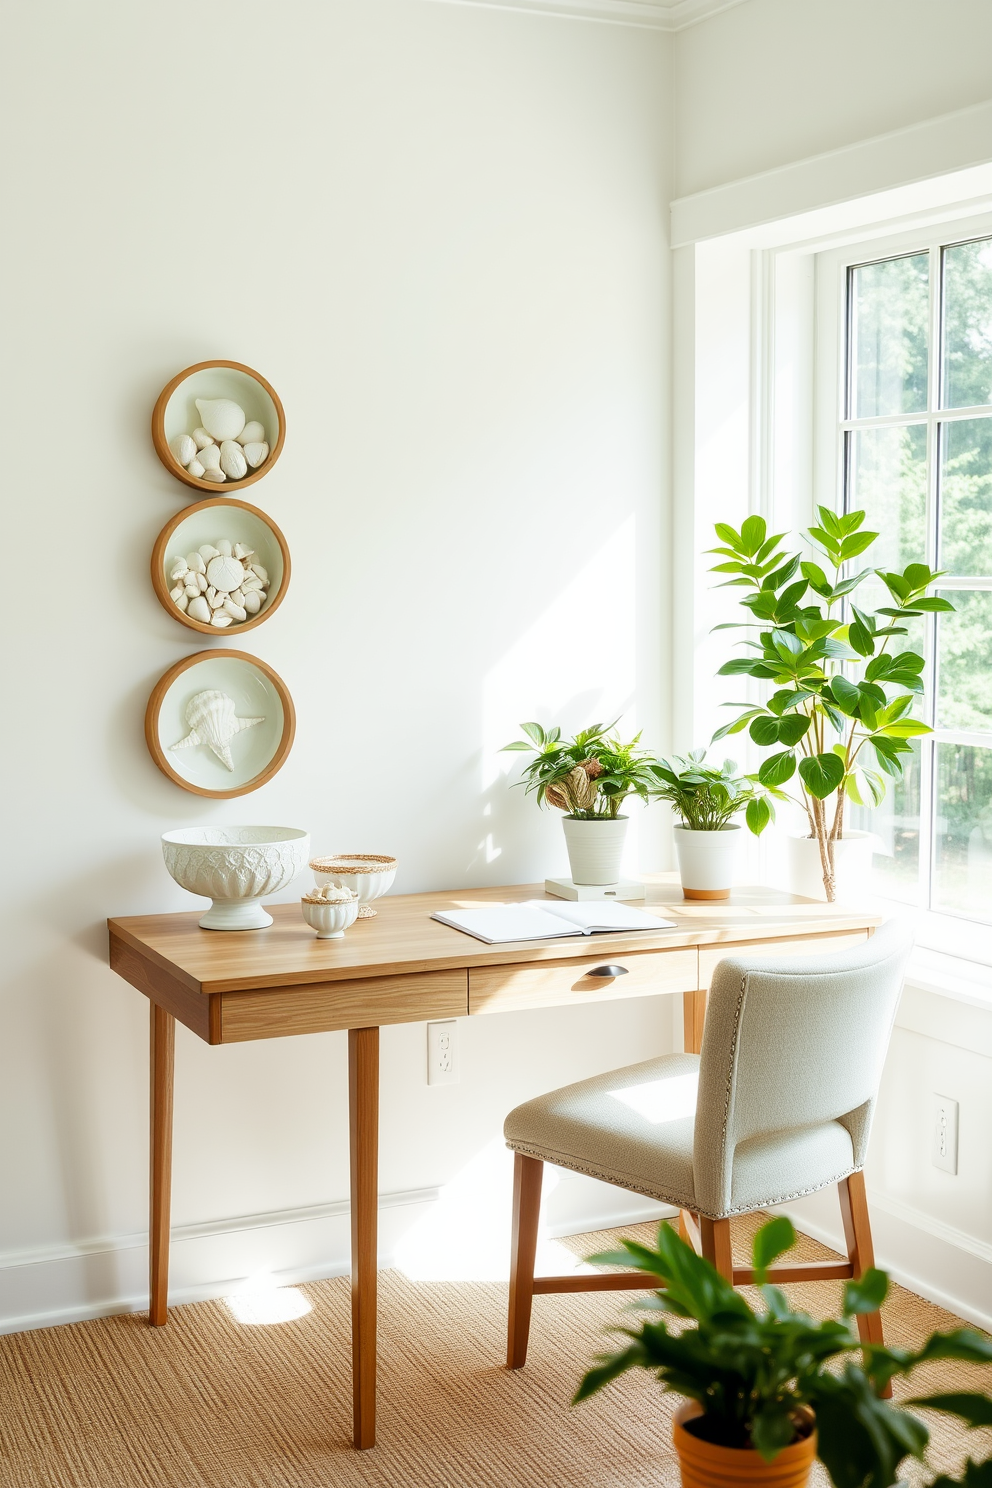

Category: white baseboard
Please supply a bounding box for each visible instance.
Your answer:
[777,1187,992,1333]
[0,1182,674,1337]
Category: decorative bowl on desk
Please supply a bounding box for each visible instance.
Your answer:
[309,854,397,919]
[162,826,310,930]
[301,884,359,939]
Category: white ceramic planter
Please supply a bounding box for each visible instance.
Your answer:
[787,830,876,902]
[673,824,741,900]
[161,826,310,929]
[301,898,359,938]
[561,816,628,886]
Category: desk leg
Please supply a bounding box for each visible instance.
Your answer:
[349,1026,379,1450]
[149,1002,175,1327]
[683,989,707,1055]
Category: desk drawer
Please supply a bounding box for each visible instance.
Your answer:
[698,929,868,987]
[217,969,468,1042]
[469,948,698,1016]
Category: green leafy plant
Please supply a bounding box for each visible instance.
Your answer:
[646,750,761,831]
[575,1217,992,1488]
[501,721,658,820]
[709,509,954,899]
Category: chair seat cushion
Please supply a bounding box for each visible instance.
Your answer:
[504,1054,701,1211]
[504,1052,859,1219]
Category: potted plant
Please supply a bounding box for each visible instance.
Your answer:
[502,722,657,886]
[708,509,953,901]
[647,750,758,900]
[575,1216,992,1488]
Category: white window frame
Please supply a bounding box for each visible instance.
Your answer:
[812,211,992,962]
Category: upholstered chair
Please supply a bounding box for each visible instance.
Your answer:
[503,920,912,1372]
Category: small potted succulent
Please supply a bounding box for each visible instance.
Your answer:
[502,722,658,886]
[647,751,764,900]
[576,1217,992,1488]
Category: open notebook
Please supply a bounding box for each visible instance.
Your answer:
[431,900,676,945]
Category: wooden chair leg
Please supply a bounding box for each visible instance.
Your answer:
[507,1153,543,1369]
[679,1209,701,1254]
[839,1171,890,1395]
[699,1216,733,1281]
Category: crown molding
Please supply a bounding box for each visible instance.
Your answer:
[422,0,748,32]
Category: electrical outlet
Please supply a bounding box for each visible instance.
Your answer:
[427,1021,459,1086]
[932,1094,959,1175]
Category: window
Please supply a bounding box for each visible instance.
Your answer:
[843,237,992,924]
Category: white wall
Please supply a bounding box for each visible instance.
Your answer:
[675,0,992,198]
[0,0,674,1331]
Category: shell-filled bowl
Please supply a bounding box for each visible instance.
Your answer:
[152,360,285,497]
[309,855,397,918]
[151,498,289,635]
[163,826,310,930]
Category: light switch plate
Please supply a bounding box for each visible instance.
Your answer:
[932,1093,959,1174]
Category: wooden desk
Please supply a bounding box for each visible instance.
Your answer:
[107,881,879,1449]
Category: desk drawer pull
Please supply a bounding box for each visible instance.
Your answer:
[587,964,628,978]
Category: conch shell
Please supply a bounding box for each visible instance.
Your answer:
[195,398,246,442]
[170,689,263,770]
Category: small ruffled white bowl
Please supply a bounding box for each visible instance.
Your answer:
[301,897,359,939]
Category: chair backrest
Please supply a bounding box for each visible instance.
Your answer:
[692,919,912,1216]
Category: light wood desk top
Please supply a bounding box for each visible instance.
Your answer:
[109,878,880,995]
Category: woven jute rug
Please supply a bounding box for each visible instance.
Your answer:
[0,1215,989,1487]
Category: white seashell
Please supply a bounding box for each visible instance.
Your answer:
[192,428,216,451]
[229,587,245,605]
[201,467,226,482]
[187,459,206,480]
[250,563,269,585]
[210,612,233,627]
[241,575,264,593]
[243,590,261,614]
[223,598,247,621]
[219,439,248,480]
[195,398,246,442]
[184,582,200,600]
[170,689,262,770]
[206,554,245,593]
[206,587,225,610]
[170,560,189,582]
[195,572,208,592]
[242,441,268,469]
[176,593,189,613]
[216,538,232,557]
[187,595,211,623]
[196,444,222,472]
[186,551,206,574]
[171,583,186,602]
[198,544,220,561]
[169,434,197,468]
[237,420,265,445]
[233,543,252,561]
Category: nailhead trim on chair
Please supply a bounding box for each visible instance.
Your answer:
[504,1141,696,1211]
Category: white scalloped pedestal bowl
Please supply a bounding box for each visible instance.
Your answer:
[162,826,310,930]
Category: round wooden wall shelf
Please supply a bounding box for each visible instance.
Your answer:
[151,498,290,635]
[145,650,296,798]
[151,360,285,497]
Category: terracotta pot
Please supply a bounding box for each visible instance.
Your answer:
[673,1401,817,1488]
